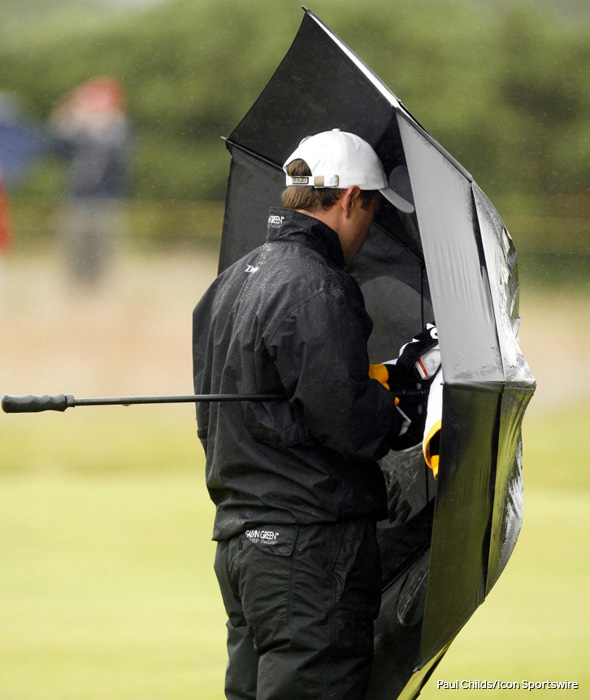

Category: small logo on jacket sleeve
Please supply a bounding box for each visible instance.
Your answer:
[245,264,259,274]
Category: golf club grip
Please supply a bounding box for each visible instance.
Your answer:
[1,393,74,413]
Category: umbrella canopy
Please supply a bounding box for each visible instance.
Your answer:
[218,9,536,699]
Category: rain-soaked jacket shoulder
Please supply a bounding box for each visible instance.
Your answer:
[193,208,402,540]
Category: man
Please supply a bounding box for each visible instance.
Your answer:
[192,129,432,699]
[50,77,131,284]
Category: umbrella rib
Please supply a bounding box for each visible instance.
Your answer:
[222,137,283,172]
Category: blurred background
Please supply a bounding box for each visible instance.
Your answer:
[0,0,588,698]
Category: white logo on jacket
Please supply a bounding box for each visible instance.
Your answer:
[268,214,284,228]
[245,264,259,274]
[245,528,279,545]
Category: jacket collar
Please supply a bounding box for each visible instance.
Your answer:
[266,208,345,270]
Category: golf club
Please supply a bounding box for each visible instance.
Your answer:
[2,389,427,414]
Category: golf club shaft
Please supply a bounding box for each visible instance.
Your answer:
[1,393,284,413]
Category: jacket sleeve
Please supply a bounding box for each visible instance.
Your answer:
[267,285,404,462]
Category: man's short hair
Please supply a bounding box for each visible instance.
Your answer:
[282,159,378,212]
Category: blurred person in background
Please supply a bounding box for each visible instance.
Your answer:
[51,77,131,286]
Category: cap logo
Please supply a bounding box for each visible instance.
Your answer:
[285,174,340,188]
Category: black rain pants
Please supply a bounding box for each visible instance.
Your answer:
[214,520,382,700]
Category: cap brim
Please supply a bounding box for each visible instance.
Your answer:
[380,186,415,214]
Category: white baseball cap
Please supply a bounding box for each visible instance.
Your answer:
[283,128,414,214]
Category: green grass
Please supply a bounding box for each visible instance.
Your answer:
[1,407,226,699]
[521,404,589,491]
[0,406,202,476]
[0,473,225,699]
[1,401,588,698]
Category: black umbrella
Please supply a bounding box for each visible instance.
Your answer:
[218,8,536,699]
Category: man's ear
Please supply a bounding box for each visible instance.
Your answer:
[342,186,361,218]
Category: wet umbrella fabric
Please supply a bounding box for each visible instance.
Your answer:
[218,9,535,699]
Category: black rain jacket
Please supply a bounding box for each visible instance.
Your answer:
[193,208,404,541]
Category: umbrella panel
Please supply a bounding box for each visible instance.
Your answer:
[218,146,284,273]
[472,183,535,592]
[229,13,406,175]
